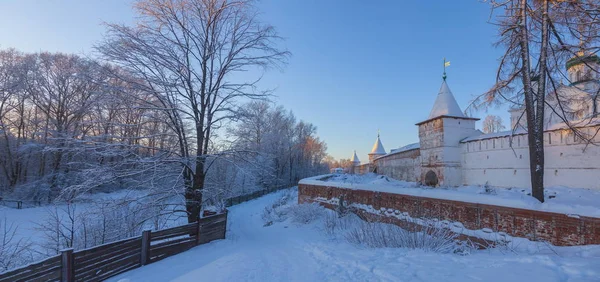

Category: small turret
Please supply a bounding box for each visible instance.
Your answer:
[350,150,360,166]
[368,133,386,163]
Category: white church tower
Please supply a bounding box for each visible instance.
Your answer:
[368,133,386,163]
[416,73,479,187]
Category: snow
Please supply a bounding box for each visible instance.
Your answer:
[461,129,527,142]
[389,142,420,154]
[301,174,600,218]
[109,188,600,282]
[428,80,465,119]
[0,189,184,257]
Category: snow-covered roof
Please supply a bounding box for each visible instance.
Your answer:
[428,80,465,119]
[369,135,386,155]
[350,150,360,163]
[389,142,420,154]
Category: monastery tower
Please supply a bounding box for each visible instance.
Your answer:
[415,77,479,186]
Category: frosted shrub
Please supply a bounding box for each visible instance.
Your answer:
[482,182,496,195]
[288,203,324,224]
[323,211,360,235]
[0,219,33,272]
[261,190,295,226]
[344,219,461,253]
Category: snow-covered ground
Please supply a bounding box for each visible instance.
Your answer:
[301,173,600,217]
[110,188,600,282]
[0,189,186,261]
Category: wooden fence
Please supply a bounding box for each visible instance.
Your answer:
[225,185,293,207]
[0,199,42,209]
[0,212,227,282]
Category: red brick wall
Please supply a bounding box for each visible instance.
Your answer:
[298,183,600,246]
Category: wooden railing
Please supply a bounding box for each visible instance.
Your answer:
[225,185,293,207]
[0,212,227,282]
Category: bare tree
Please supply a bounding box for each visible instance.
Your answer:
[482,115,506,133]
[97,0,289,222]
[475,0,600,202]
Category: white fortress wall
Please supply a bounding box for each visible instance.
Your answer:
[374,149,421,182]
[462,125,600,190]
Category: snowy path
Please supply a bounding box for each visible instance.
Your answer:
[110,190,600,282]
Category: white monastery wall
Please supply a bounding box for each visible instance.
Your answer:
[462,126,600,190]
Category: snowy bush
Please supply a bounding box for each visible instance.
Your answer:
[261,189,324,226]
[343,219,461,253]
[288,203,324,224]
[323,211,359,236]
[0,218,33,272]
[261,190,295,225]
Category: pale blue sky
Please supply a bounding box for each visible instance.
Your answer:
[0,0,510,162]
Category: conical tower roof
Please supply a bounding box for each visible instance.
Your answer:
[428,80,465,119]
[350,150,360,164]
[369,134,386,155]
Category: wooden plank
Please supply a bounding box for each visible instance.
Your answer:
[151,223,196,241]
[199,214,227,226]
[73,237,140,259]
[198,231,226,244]
[91,262,140,282]
[74,248,140,277]
[200,217,227,228]
[30,266,61,282]
[199,221,227,234]
[0,264,61,282]
[76,256,140,282]
[150,241,196,263]
[77,259,139,282]
[75,251,140,280]
[200,223,227,237]
[0,255,61,282]
[151,237,195,250]
[75,242,139,265]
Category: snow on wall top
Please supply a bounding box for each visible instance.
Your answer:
[369,135,386,155]
[389,142,420,154]
[428,80,465,119]
[461,129,525,142]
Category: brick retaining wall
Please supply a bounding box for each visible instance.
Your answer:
[298,183,600,246]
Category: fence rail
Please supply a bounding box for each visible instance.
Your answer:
[0,212,228,282]
[225,185,293,207]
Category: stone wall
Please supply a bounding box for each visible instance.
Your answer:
[298,182,600,246]
[373,149,421,182]
[462,125,600,190]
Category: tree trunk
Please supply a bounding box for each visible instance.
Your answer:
[185,155,205,223]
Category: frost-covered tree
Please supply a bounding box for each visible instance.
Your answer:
[478,0,600,202]
[97,0,289,222]
[482,115,506,134]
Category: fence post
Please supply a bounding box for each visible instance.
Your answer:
[195,220,202,245]
[140,230,151,266]
[61,248,74,282]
